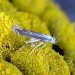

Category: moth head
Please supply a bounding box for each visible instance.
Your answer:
[50,37,56,44]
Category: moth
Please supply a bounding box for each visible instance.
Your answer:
[12,24,56,55]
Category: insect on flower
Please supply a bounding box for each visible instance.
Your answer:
[12,24,56,55]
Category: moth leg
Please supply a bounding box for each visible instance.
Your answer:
[19,38,40,50]
[25,38,40,44]
[31,42,35,47]
[37,43,46,55]
[30,38,39,47]
[30,42,44,55]
[19,42,27,50]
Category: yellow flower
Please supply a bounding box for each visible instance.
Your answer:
[0,59,23,75]
[10,0,49,15]
[10,43,70,75]
[0,11,51,60]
